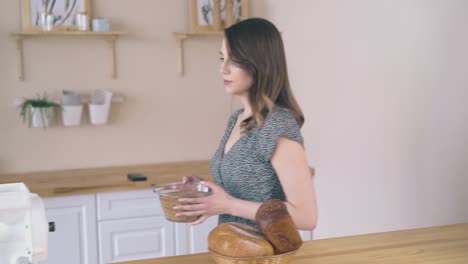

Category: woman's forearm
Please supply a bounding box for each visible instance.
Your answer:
[225,198,317,231]
[284,201,317,231]
[226,197,261,221]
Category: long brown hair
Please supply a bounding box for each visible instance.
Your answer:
[224,18,304,133]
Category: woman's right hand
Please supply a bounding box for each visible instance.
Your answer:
[174,180,236,225]
[182,175,203,184]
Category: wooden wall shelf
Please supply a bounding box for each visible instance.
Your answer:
[13,95,125,107]
[174,32,223,76]
[11,31,127,80]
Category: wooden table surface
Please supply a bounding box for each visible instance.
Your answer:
[122,223,468,264]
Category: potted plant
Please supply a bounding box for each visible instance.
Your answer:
[19,93,60,128]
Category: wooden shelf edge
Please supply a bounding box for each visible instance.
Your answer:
[10,30,126,80]
[11,31,128,37]
[14,95,125,107]
[174,31,224,37]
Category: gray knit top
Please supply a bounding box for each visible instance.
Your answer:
[210,107,304,228]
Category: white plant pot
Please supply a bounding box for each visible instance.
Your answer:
[89,104,110,125]
[62,105,83,126]
[61,91,81,105]
[89,89,113,125]
[31,107,54,128]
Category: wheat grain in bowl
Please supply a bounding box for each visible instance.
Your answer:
[153,182,212,222]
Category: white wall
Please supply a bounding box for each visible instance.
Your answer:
[265,0,468,239]
[0,1,238,173]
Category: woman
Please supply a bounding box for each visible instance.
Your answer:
[175,18,317,231]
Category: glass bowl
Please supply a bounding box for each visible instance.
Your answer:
[153,182,212,222]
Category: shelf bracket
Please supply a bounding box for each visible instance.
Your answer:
[10,31,126,81]
[175,33,188,76]
[173,32,223,76]
[15,36,25,81]
[107,35,118,79]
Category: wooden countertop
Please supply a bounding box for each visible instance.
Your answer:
[0,161,315,197]
[0,160,212,197]
[121,223,468,264]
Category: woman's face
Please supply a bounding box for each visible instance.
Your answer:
[219,39,253,96]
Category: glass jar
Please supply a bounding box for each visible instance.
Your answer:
[39,12,54,31]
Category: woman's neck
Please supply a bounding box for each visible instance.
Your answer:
[239,96,252,119]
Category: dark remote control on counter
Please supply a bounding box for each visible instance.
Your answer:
[127,173,147,182]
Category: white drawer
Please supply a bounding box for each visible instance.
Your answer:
[98,216,175,263]
[97,189,163,220]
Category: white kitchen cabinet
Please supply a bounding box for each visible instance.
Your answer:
[97,189,218,262]
[299,230,312,241]
[97,189,171,263]
[98,216,175,263]
[42,189,313,264]
[175,216,218,255]
[97,189,163,221]
[40,194,98,264]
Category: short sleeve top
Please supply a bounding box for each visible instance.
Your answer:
[210,107,304,228]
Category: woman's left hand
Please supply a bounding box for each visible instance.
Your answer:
[174,181,234,225]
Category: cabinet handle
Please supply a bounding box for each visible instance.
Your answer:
[49,222,55,232]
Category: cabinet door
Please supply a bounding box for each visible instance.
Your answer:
[99,217,175,263]
[97,189,163,221]
[175,216,218,255]
[40,194,98,264]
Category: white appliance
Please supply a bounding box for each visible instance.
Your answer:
[0,183,50,264]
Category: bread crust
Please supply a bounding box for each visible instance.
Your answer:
[208,222,275,257]
[255,199,303,253]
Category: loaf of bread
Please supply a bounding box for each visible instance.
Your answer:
[255,199,303,254]
[208,222,275,257]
